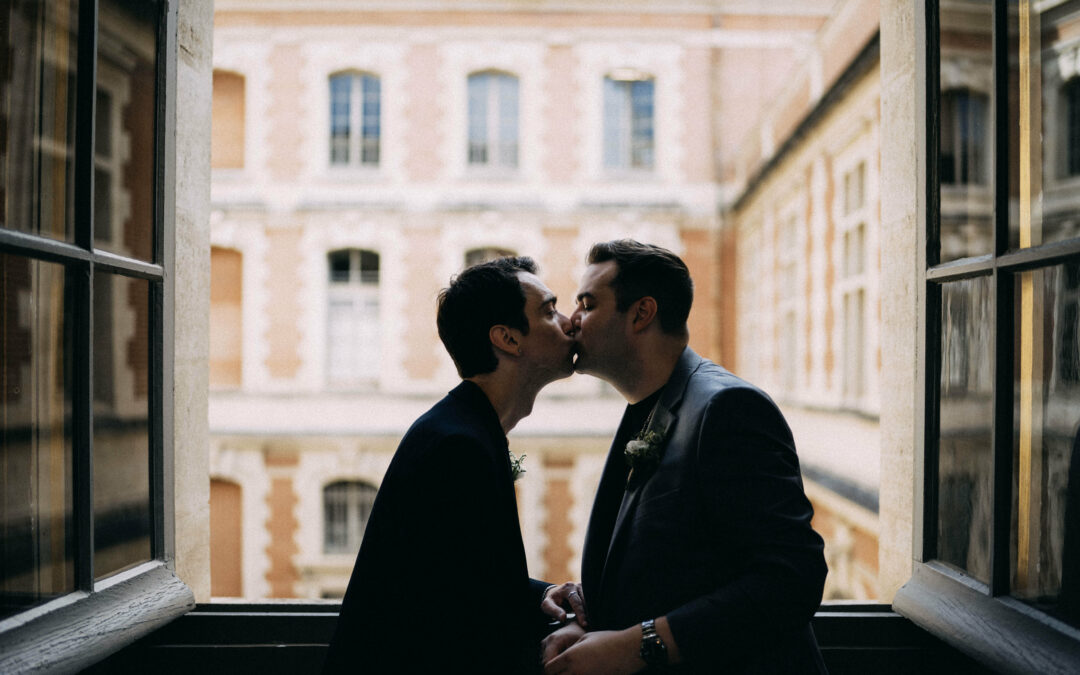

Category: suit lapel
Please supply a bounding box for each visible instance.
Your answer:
[596,348,703,605]
[582,409,633,600]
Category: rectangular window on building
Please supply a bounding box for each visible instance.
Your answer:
[327,249,380,386]
[603,72,655,171]
[329,72,380,167]
[467,72,519,169]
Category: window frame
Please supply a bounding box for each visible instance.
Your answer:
[328,70,381,170]
[325,248,381,388]
[602,72,656,173]
[466,70,520,172]
[0,1,192,670]
[893,3,1080,671]
[322,480,378,555]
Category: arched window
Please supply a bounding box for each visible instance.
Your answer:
[464,246,516,268]
[467,71,519,168]
[329,71,381,167]
[603,70,654,170]
[940,88,989,185]
[212,70,245,169]
[323,481,378,554]
[327,249,380,385]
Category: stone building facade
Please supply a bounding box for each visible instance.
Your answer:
[206,0,885,601]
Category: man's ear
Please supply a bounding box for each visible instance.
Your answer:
[630,297,658,333]
[489,325,521,356]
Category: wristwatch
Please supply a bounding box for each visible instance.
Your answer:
[639,619,668,670]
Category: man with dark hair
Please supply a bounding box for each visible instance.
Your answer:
[541,240,828,674]
[324,257,579,674]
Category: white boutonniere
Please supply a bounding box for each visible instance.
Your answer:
[624,429,667,476]
[509,450,527,482]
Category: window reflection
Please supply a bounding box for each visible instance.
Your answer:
[937,276,994,583]
[92,0,157,262]
[1009,0,1080,249]
[1,0,79,241]
[92,272,151,579]
[938,2,994,262]
[1012,262,1080,628]
[0,255,73,619]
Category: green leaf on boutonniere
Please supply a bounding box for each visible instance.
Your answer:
[509,450,527,482]
[624,429,667,474]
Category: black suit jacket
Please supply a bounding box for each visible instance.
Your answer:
[582,348,828,674]
[323,381,549,674]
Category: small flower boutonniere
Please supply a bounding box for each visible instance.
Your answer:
[509,450,527,482]
[624,429,667,476]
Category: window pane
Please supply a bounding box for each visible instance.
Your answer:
[1011,262,1080,627]
[0,255,73,619]
[93,0,157,263]
[468,73,489,164]
[630,79,654,169]
[938,3,993,262]
[497,74,518,168]
[1,0,79,242]
[603,77,626,168]
[360,75,380,165]
[937,276,994,583]
[93,273,151,578]
[1008,1,1080,250]
[330,74,352,165]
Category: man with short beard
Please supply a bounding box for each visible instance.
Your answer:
[542,240,828,675]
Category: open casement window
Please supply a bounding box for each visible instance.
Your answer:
[894,2,1080,671]
[0,0,189,670]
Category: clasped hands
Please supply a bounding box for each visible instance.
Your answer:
[539,583,643,675]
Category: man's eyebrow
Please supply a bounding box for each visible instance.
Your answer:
[541,294,556,307]
[575,291,594,303]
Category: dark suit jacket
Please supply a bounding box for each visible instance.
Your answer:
[323,381,549,674]
[582,348,828,674]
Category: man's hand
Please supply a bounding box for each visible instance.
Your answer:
[540,582,588,626]
[540,622,586,665]
[542,628,641,675]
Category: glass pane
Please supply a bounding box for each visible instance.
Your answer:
[1011,261,1080,627]
[1,0,79,241]
[468,73,488,164]
[603,77,626,168]
[938,2,994,262]
[93,272,151,578]
[361,75,380,165]
[0,254,73,619]
[94,0,157,262]
[1009,1,1080,250]
[937,276,994,583]
[330,74,351,165]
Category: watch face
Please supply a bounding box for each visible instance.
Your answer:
[641,635,667,666]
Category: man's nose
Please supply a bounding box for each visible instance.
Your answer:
[558,312,573,335]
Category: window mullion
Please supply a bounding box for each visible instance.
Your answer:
[989,0,1012,597]
[72,0,100,590]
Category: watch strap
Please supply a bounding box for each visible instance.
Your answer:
[639,619,668,670]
